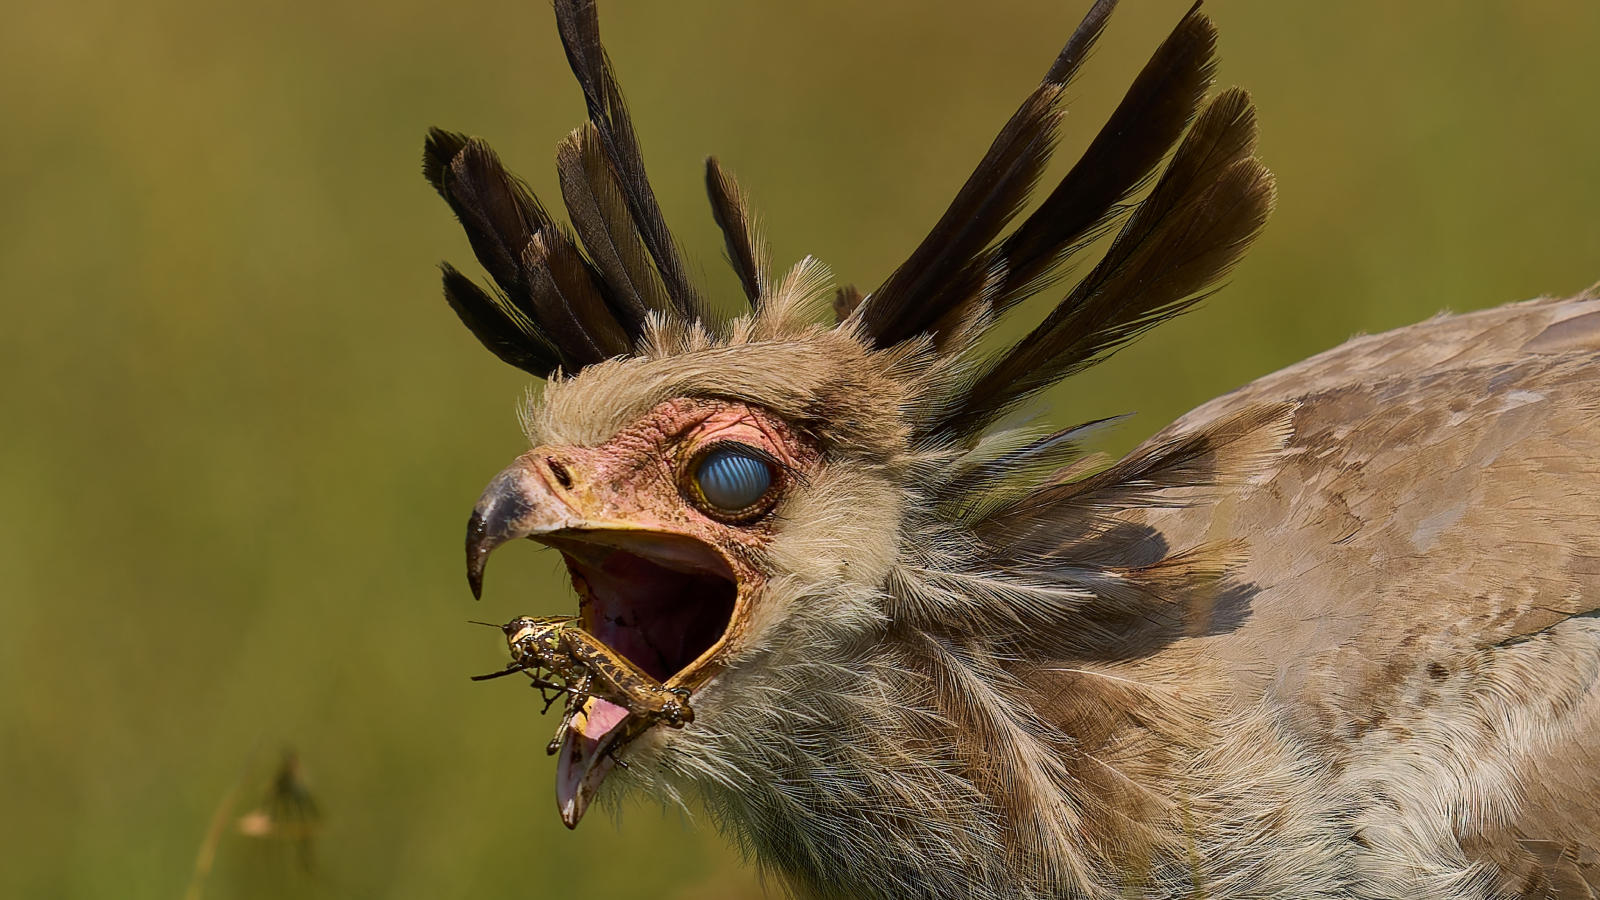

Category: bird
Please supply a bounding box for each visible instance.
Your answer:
[422,0,1600,897]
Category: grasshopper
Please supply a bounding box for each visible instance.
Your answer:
[471,617,694,756]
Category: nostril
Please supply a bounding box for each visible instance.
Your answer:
[547,457,574,489]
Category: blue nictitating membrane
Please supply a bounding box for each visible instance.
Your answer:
[696,447,773,511]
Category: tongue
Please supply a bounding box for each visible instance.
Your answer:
[555,698,631,828]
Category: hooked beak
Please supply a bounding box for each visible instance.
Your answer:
[468,456,603,599]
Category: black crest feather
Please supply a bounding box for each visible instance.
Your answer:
[991,1,1217,316]
[705,156,767,307]
[552,0,705,321]
[937,86,1274,439]
[439,263,562,375]
[556,122,674,334]
[426,131,632,374]
[423,0,1273,412]
[853,0,1121,350]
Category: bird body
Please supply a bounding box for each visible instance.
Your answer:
[423,0,1600,896]
[1139,295,1600,898]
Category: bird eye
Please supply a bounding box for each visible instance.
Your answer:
[693,445,775,514]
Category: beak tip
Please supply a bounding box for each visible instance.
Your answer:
[464,466,548,602]
[466,510,490,599]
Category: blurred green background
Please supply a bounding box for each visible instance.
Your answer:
[2,0,1596,897]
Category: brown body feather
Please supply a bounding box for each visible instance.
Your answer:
[1129,294,1600,898]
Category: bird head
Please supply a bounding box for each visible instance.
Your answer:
[464,295,930,824]
[426,0,1280,883]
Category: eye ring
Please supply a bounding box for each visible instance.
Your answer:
[685,442,780,521]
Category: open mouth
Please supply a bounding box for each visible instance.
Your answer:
[539,530,739,685]
[527,530,739,828]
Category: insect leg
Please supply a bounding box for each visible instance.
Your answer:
[546,674,592,755]
[469,663,527,682]
[539,685,563,714]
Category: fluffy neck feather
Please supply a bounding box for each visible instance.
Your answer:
[600,411,1350,899]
